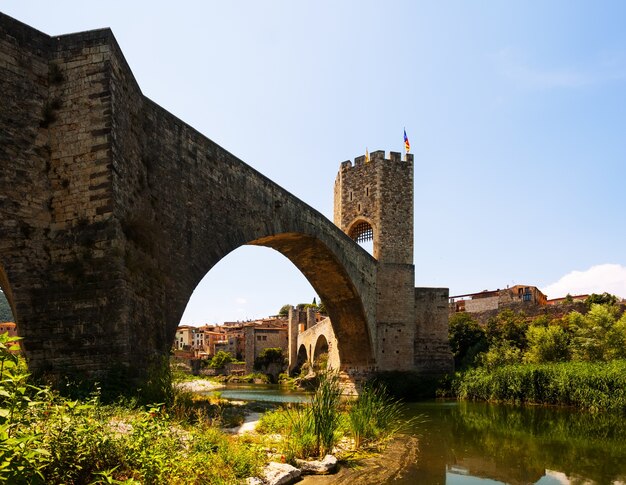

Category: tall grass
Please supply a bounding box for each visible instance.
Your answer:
[348,383,404,449]
[455,360,626,412]
[310,370,342,457]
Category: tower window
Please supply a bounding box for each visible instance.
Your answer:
[366,186,369,197]
[357,203,361,212]
[349,221,373,243]
[349,191,353,201]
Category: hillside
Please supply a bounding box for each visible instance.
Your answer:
[0,290,13,322]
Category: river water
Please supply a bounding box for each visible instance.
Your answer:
[215,385,626,484]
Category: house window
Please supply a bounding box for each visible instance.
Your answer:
[523,293,532,302]
[257,336,261,341]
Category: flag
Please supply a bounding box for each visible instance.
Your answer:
[404,129,410,153]
[365,147,370,163]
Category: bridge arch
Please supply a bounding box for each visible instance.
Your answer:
[296,344,308,370]
[313,334,329,364]
[0,16,384,390]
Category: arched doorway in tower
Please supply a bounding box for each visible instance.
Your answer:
[348,219,374,256]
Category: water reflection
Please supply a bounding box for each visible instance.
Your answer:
[207,383,311,403]
[403,401,626,485]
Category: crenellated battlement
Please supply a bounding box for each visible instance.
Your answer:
[339,150,413,172]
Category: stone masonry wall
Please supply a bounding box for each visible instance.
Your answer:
[464,296,499,313]
[0,13,380,386]
[414,287,454,374]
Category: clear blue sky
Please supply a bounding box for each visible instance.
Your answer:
[3,1,626,324]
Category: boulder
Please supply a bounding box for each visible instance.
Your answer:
[263,462,302,485]
[295,454,338,475]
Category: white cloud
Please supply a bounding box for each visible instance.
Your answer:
[542,264,626,300]
[235,297,247,305]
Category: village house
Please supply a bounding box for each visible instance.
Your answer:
[450,285,548,314]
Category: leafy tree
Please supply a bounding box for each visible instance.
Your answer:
[278,304,292,317]
[569,304,619,361]
[585,293,618,308]
[606,312,626,360]
[448,313,487,369]
[254,348,285,370]
[318,300,327,315]
[477,340,522,369]
[485,309,529,350]
[209,350,234,369]
[523,324,570,363]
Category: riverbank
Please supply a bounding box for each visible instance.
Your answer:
[452,359,626,411]
[300,435,419,484]
[175,377,224,393]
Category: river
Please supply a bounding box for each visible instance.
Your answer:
[214,385,626,484]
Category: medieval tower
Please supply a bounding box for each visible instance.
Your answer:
[334,150,453,373]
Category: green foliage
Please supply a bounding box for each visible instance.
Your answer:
[569,304,620,361]
[209,350,235,369]
[449,313,487,369]
[485,309,529,350]
[585,292,619,307]
[253,348,285,371]
[347,383,403,449]
[256,408,292,434]
[524,324,570,363]
[0,337,265,483]
[477,340,522,369]
[455,360,626,411]
[0,291,12,322]
[310,371,342,457]
[318,299,327,315]
[278,304,291,317]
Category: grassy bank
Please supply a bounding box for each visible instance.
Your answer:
[1,332,406,483]
[453,360,626,411]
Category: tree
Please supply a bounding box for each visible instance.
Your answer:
[477,340,522,369]
[318,300,327,315]
[209,351,234,369]
[569,304,619,361]
[585,293,618,307]
[523,324,570,363]
[606,312,626,360]
[448,313,487,369]
[278,304,292,317]
[485,309,529,350]
[254,348,286,371]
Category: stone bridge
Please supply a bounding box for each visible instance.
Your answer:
[0,13,452,390]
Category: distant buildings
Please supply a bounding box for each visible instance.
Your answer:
[450,285,548,314]
[173,316,289,371]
